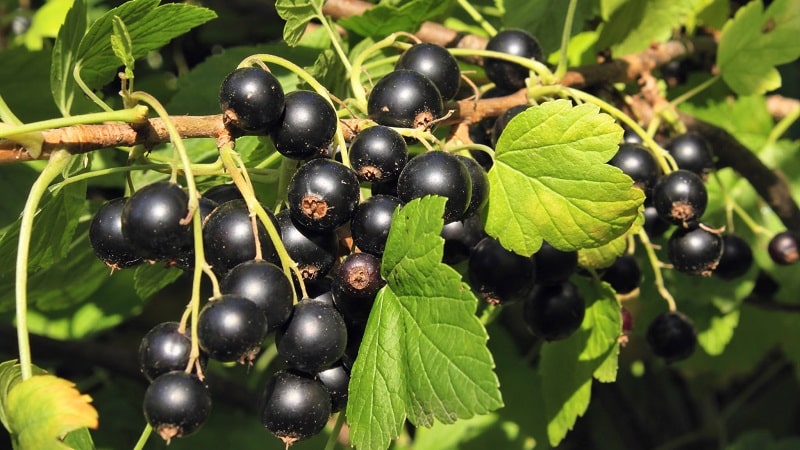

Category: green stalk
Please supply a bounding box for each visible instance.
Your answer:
[132,424,152,450]
[637,229,677,312]
[554,0,578,80]
[765,103,800,149]
[323,413,347,450]
[73,63,114,113]
[456,0,497,36]
[16,149,73,380]
[0,106,148,139]
[449,48,556,85]
[0,93,22,125]
[315,13,353,74]
[668,75,720,108]
[349,34,403,113]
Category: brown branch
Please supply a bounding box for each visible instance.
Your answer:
[766,95,800,121]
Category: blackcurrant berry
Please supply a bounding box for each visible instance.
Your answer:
[349,126,408,183]
[89,197,143,269]
[261,369,332,445]
[367,69,444,129]
[350,195,403,256]
[138,322,207,382]
[277,209,338,280]
[395,43,461,100]
[601,254,642,294]
[608,143,659,193]
[768,231,799,265]
[468,236,536,305]
[622,126,644,144]
[198,294,267,364]
[397,151,472,223]
[643,203,671,238]
[646,311,697,363]
[523,281,585,341]
[441,214,487,265]
[287,158,361,232]
[203,183,243,205]
[456,155,490,217]
[172,197,219,271]
[121,181,193,261]
[533,241,578,286]
[653,170,708,227]
[667,227,723,276]
[219,66,285,134]
[332,252,385,328]
[270,90,337,159]
[317,362,350,413]
[220,260,294,333]
[714,234,754,280]
[143,371,212,442]
[276,298,348,373]
[483,29,543,92]
[664,132,714,178]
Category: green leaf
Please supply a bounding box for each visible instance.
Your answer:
[110,16,135,81]
[62,427,95,450]
[727,430,800,450]
[133,263,183,300]
[539,278,620,446]
[50,0,87,116]
[76,0,216,89]
[274,0,324,46]
[502,0,597,55]
[338,0,452,39]
[6,374,98,450]
[717,0,800,95]
[0,361,46,432]
[578,212,643,269]
[486,100,643,255]
[348,197,503,450]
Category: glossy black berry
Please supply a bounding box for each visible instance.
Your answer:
[143,371,212,442]
[367,69,443,129]
[270,90,338,159]
[277,209,338,280]
[523,281,585,341]
[533,241,578,286]
[456,155,490,217]
[714,234,754,280]
[646,311,697,363]
[220,260,294,333]
[468,236,536,305]
[653,170,708,227]
[332,253,385,328]
[173,197,219,271]
[288,158,361,232]
[601,255,642,294]
[138,322,207,382]
[202,199,280,276]
[203,183,243,205]
[350,195,403,256]
[768,231,799,265]
[491,104,528,147]
[622,126,644,144]
[441,214,487,265]
[261,369,332,445]
[667,227,724,276]
[608,143,660,193]
[665,132,714,178]
[397,151,472,223]
[198,294,268,364]
[643,204,671,238]
[395,43,461,100]
[121,181,192,261]
[219,67,285,134]
[484,29,543,92]
[349,126,408,183]
[89,197,143,269]
[276,298,348,373]
[317,362,350,413]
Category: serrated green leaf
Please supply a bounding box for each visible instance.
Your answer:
[717,0,800,95]
[275,0,324,46]
[50,0,87,116]
[486,100,643,255]
[578,212,643,269]
[7,374,98,450]
[133,263,183,300]
[338,0,452,39]
[348,197,503,450]
[697,309,741,356]
[539,279,619,446]
[62,427,95,450]
[502,0,596,55]
[0,361,46,432]
[76,0,216,89]
[110,16,135,81]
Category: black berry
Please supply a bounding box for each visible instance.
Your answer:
[395,43,461,100]
[350,195,403,256]
[714,234,754,279]
[261,369,332,446]
[667,227,724,276]
[198,294,268,364]
[143,371,212,442]
[523,281,585,341]
[349,126,408,183]
[332,252,385,328]
[270,90,338,159]
[287,158,361,232]
[219,66,285,134]
[653,170,708,227]
[397,151,472,223]
[220,260,294,333]
[483,29,543,92]
[456,155,490,217]
[121,181,192,262]
[608,143,660,193]
[277,209,338,281]
[601,254,642,294]
[89,197,143,269]
[533,241,578,286]
[665,132,714,178]
[317,362,350,413]
[138,322,206,382]
[367,69,443,129]
[276,298,348,373]
[646,311,697,363]
[768,231,799,265]
[468,236,536,305]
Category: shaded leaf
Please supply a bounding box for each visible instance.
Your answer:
[339,0,452,39]
[50,0,87,116]
[275,0,324,46]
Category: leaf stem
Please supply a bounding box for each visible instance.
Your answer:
[16,149,73,380]
[0,106,149,140]
[73,63,114,113]
[637,229,677,312]
[554,0,578,80]
[349,34,403,114]
[668,75,720,108]
[0,93,22,125]
[315,12,353,73]
[764,102,800,149]
[324,413,347,450]
[449,48,555,85]
[456,0,497,36]
[132,424,152,450]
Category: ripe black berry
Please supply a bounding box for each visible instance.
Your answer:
[622,126,644,144]
[397,151,472,223]
[468,236,536,305]
[600,254,642,294]
[456,155,490,217]
[608,143,659,193]
[121,181,192,261]
[138,322,206,382]
[367,69,444,129]
[483,29,543,92]
[219,66,285,134]
[277,209,338,280]
[768,231,799,265]
[349,126,408,183]
[220,260,294,333]
[202,199,280,276]
[261,369,332,445]
[653,170,708,227]
[523,281,585,341]
[395,43,461,100]
[350,195,403,256]
[533,241,578,286]
[287,158,361,232]
[203,183,244,205]
[665,132,714,178]
[270,90,337,159]
[646,311,697,363]
[332,252,385,328]
[441,214,487,265]
[643,203,671,238]
[276,298,348,373]
[317,362,350,413]
[198,294,267,364]
[89,197,143,269]
[143,371,212,442]
[714,234,754,279]
[667,227,723,276]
